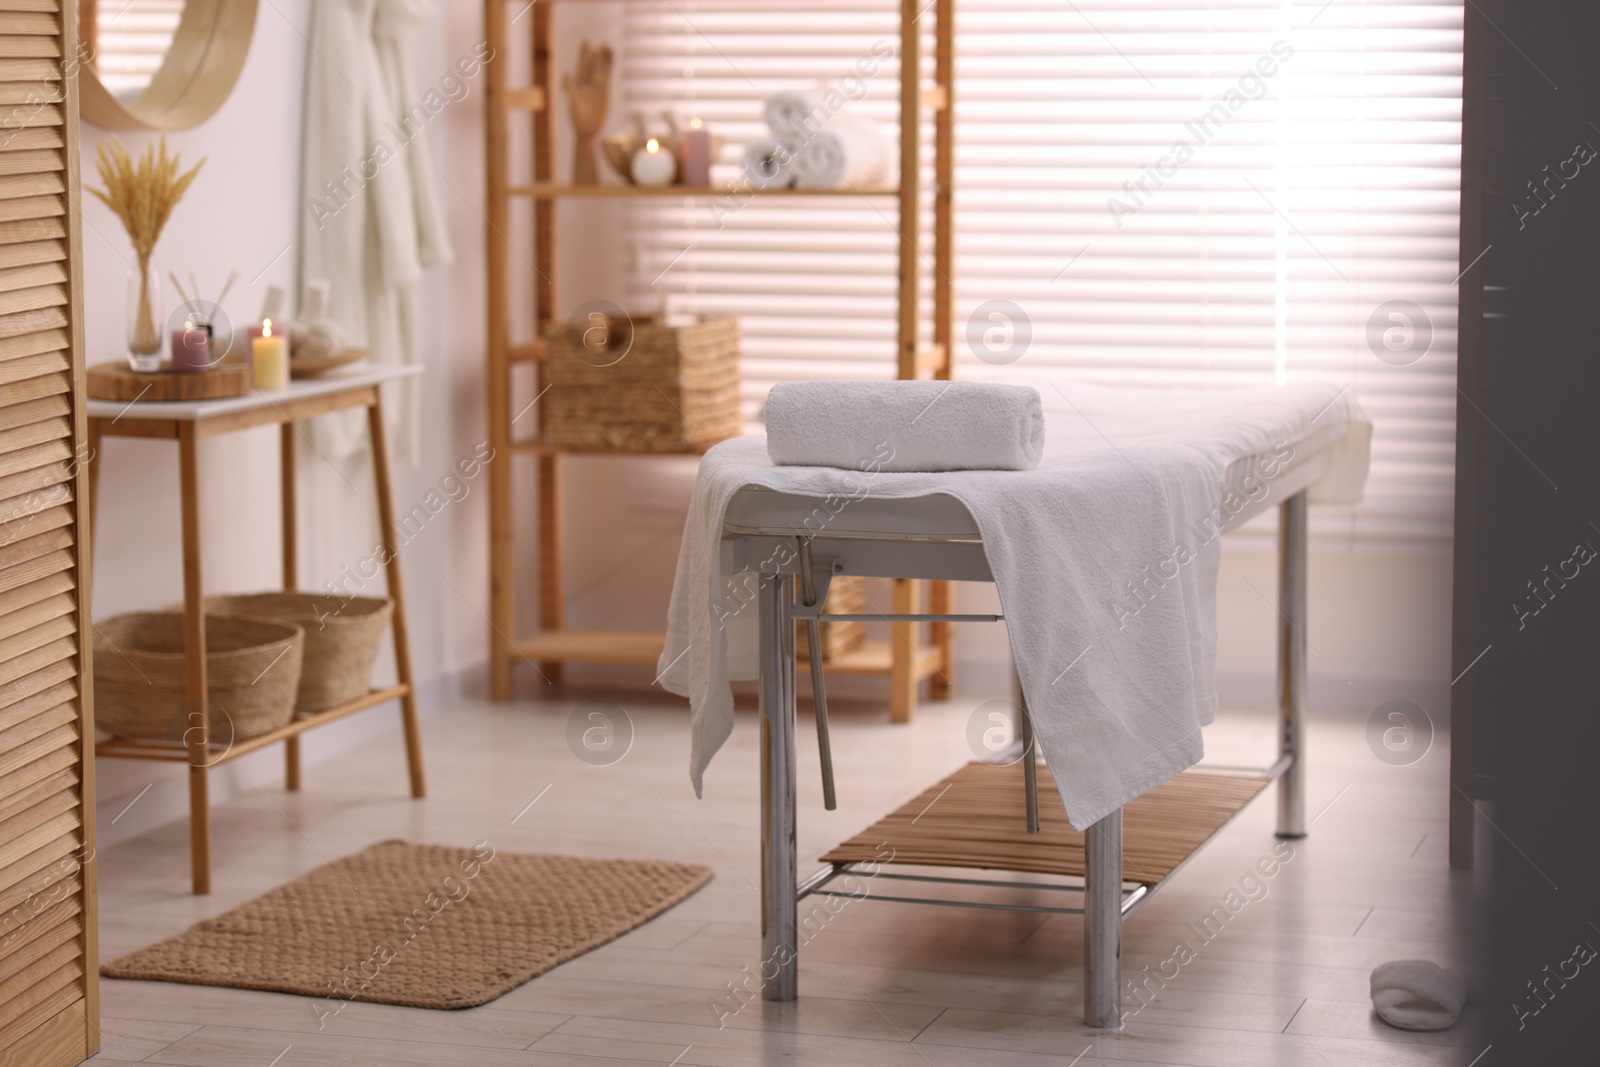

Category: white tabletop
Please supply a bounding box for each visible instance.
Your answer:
[85,362,423,422]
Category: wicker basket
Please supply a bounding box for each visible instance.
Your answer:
[204,593,392,713]
[797,576,868,662]
[543,314,741,452]
[93,613,304,744]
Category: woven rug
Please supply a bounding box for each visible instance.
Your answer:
[102,840,713,1009]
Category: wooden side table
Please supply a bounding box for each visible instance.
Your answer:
[85,365,426,894]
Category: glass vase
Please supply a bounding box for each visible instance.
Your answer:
[126,257,163,372]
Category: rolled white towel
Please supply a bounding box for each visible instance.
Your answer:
[1370,960,1466,1031]
[742,138,797,189]
[795,116,892,190]
[764,89,830,142]
[765,380,1045,472]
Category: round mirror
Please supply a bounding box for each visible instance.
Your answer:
[79,0,259,132]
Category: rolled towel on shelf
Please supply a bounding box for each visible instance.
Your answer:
[795,116,893,190]
[742,138,797,189]
[763,89,829,142]
[764,380,1046,473]
[1370,960,1466,1031]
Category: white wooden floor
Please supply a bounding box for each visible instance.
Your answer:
[87,687,1485,1066]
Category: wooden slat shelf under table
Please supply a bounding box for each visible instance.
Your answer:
[822,761,1271,886]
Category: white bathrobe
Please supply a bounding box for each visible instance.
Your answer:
[299,0,453,468]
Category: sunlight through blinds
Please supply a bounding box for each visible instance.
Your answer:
[617,0,1462,544]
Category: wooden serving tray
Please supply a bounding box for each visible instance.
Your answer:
[87,361,252,402]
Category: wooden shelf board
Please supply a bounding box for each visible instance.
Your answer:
[509,184,898,200]
[95,685,410,764]
[516,629,666,666]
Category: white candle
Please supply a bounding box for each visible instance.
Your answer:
[631,138,677,187]
[252,319,289,391]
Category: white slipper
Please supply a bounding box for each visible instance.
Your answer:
[1371,959,1466,1031]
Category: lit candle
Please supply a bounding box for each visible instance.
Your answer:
[631,137,677,187]
[251,319,288,391]
[678,117,712,187]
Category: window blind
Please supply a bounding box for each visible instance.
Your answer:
[616,0,1462,544]
[93,0,184,99]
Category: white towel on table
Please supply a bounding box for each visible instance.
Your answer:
[659,379,1371,830]
[794,116,892,190]
[765,380,1044,471]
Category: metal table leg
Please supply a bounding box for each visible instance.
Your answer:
[760,573,799,1001]
[1277,491,1308,838]
[1083,807,1123,1027]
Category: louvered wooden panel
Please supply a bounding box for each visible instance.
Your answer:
[0,680,74,744]
[0,549,71,597]
[0,505,68,547]
[0,81,59,106]
[0,590,69,644]
[0,485,67,529]
[0,127,64,152]
[0,261,63,290]
[0,324,66,359]
[0,194,62,224]
[0,392,67,429]
[0,412,66,452]
[0,659,72,710]
[0,2,94,1061]
[0,149,62,177]
[0,307,67,340]
[0,216,63,243]
[0,961,80,1037]
[0,829,78,916]
[0,350,65,383]
[0,573,71,622]
[0,12,55,36]
[0,280,62,313]
[0,896,83,986]
[0,804,76,869]
[0,755,71,811]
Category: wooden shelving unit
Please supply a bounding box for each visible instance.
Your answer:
[483,0,955,720]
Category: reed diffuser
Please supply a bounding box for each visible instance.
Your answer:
[87,136,204,371]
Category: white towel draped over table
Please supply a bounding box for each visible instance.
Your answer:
[299,0,454,468]
[659,379,1372,830]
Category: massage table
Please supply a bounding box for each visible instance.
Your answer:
[663,380,1371,1028]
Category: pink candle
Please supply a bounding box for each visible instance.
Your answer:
[678,118,712,186]
[170,324,212,372]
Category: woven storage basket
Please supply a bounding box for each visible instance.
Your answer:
[93,613,303,744]
[797,576,868,662]
[204,593,392,714]
[543,314,741,452]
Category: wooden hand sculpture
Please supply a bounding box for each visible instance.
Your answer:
[563,41,614,186]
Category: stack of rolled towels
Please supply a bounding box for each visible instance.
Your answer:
[764,380,1045,472]
[743,90,894,191]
